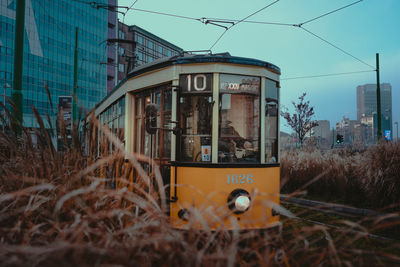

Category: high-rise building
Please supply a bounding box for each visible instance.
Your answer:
[356,83,392,128]
[106,0,118,93]
[0,0,112,129]
[114,23,184,87]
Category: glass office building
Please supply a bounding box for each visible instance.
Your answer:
[0,0,109,129]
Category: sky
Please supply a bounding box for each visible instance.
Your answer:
[118,0,400,135]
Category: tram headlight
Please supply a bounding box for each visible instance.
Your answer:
[228,189,251,214]
[235,195,251,211]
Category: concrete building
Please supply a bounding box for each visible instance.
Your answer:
[115,23,184,86]
[0,0,113,128]
[336,117,357,144]
[312,120,330,140]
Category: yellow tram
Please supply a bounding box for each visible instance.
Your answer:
[92,52,281,231]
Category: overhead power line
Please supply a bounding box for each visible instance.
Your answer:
[209,0,280,50]
[123,0,140,23]
[281,70,375,80]
[75,0,373,79]
[130,7,201,21]
[300,26,376,70]
[298,0,363,26]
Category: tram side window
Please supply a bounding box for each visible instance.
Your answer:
[219,74,260,163]
[265,79,279,163]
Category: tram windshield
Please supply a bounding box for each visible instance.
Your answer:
[219,74,260,163]
[179,95,212,162]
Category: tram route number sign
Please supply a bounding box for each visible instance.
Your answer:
[179,73,213,93]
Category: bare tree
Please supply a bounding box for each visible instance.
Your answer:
[281,92,318,146]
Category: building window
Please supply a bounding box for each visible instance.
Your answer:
[148,40,154,50]
[118,30,125,39]
[158,45,163,54]
[137,52,143,61]
[137,35,143,44]
[118,63,125,73]
[119,47,125,55]
[167,50,172,57]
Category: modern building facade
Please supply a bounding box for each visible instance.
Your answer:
[0,0,111,129]
[114,23,184,88]
[106,0,118,93]
[357,83,392,125]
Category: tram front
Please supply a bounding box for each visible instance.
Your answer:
[167,54,281,231]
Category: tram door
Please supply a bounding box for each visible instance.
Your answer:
[134,86,172,191]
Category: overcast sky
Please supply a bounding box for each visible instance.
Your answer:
[118,0,399,134]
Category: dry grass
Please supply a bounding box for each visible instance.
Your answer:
[281,142,400,210]
[0,104,400,266]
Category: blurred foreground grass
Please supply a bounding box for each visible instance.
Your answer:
[0,108,399,266]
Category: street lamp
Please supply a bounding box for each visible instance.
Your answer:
[2,83,11,131]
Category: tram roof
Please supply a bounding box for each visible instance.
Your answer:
[95,53,280,111]
[126,52,280,79]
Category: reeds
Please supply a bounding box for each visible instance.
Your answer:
[281,142,400,210]
[1,102,399,266]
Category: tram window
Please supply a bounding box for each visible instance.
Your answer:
[179,95,212,162]
[135,98,142,153]
[219,74,260,163]
[265,79,279,163]
[162,90,172,158]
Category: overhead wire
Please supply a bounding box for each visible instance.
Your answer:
[281,70,375,81]
[298,0,364,26]
[122,0,140,23]
[126,0,373,76]
[300,26,376,70]
[69,0,374,81]
[209,0,280,50]
[130,7,201,22]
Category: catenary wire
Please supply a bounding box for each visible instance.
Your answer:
[298,0,364,26]
[209,0,280,50]
[281,70,375,80]
[71,1,375,79]
[122,0,140,23]
[300,26,376,70]
[130,7,201,21]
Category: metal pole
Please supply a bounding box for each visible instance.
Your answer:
[12,0,26,135]
[395,122,398,141]
[376,53,382,141]
[73,27,78,123]
[2,84,5,132]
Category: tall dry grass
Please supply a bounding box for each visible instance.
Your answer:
[281,142,400,210]
[1,101,399,266]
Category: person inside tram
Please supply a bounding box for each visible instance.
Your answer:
[218,120,256,162]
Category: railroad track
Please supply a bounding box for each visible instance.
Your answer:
[279,195,400,264]
[280,195,400,241]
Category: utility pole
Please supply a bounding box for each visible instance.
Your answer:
[376,53,382,141]
[73,27,78,123]
[12,0,26,135]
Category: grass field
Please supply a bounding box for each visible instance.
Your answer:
[1,110,399,266]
